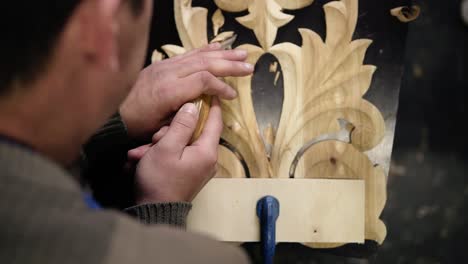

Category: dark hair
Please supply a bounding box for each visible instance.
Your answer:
[0,0,144,95]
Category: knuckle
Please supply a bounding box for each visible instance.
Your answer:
[154,141,172,155]
[197,57,208,69]
[221,83,232,93]
[198,71,212,85]
[234,61,245,71]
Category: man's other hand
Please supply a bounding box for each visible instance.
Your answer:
[132,97,223,203]
[119,43,253,139]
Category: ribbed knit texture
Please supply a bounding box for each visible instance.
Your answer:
[82,113,136,208]
[125,203,192,228]
[0,141,250,264]
[83,113,131,162]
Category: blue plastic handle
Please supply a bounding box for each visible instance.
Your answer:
[256,196,280,264]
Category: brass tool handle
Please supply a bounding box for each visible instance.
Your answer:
[189,33,237,144]
[190,95,212,144]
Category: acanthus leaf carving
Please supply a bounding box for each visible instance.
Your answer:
[154,0,388,248]
[214,0,315,50]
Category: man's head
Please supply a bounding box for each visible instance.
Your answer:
[0,0,147,93]
[0,0,153,164]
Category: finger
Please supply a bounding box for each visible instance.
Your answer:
[152,126,169,143]
[177,57,254,78]
[128,144,152,161]
[147,43,225,73]
[192,97,223,150]
[180,49,248,64]
[157,103,199,155]
[185,42,223,55]
[154,47,247,75]
[172,71,236,101]
[168,42,222,63]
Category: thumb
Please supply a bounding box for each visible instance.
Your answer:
[157,103,199,154]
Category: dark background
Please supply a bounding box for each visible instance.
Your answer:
[376,0,468,263]
[146,0,468,263]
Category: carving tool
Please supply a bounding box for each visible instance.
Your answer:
[190,33,238,144]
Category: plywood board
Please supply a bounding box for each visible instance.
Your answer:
[187,179,365,243]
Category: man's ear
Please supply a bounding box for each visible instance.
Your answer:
[74,0,122,71]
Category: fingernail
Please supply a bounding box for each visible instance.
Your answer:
[244,63,254,71]
[181,103,198,116]
[235,49,248,57]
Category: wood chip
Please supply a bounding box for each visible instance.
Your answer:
[274,71,281,86]
[151,50,165,63]
[210,31,235,44]
[390,6,421,23]
[269,62,278,73]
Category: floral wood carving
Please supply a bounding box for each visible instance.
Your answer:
[214,0,314,49]
[152,0,387,247]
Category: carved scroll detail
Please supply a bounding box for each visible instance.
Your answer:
[270,0,386,179]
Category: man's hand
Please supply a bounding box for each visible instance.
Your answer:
[120,43,253,138]
[133,97,223,203]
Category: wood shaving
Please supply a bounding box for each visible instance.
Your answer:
[390,6,420,23]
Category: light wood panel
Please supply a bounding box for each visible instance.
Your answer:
[187,179,365,243]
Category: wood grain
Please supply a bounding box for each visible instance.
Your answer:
[215,145,246,178]
[152,0,388,247]
[298,141,387,247]
[187,178,365,243]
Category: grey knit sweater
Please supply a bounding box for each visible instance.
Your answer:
[0,140,249,263]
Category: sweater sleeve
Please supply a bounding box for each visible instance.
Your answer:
[83,113,132,163]
[81,113,136,209]
[124,202,192,229]
[83,113,192,229]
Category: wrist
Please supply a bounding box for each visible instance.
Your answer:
[119,104,166,140]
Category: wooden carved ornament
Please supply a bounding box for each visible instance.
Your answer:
[152,0,387,247]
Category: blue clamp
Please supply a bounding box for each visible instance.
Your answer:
[256,196,280,264]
